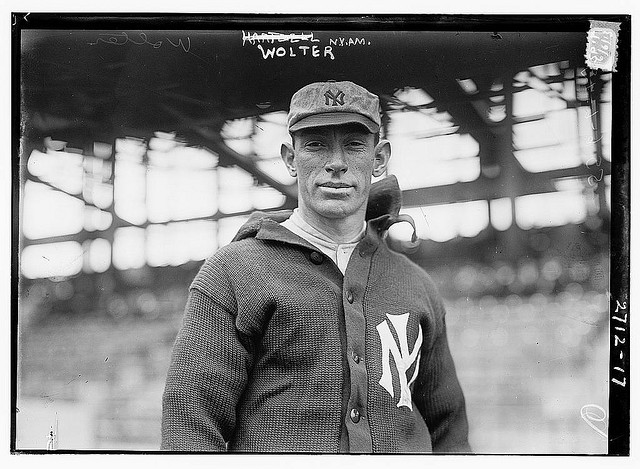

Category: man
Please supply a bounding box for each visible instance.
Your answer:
[161,81,470,453]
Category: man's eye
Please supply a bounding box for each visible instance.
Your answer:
[305,141,324,148]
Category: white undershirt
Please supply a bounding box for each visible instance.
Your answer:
[281,209,366,274]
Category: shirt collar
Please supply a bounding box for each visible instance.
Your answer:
[256,216,381,256]
[286,209,366,247]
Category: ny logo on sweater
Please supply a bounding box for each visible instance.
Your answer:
[376,313,422,410]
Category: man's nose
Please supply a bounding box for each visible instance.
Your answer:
[325,147,348,173]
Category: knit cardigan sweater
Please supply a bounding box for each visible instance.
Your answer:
[161,177,470,453]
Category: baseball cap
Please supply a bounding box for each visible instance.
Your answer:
[287,81,381,134]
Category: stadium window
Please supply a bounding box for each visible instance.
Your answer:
[82,238,111,274]
[387,132,480,190]
[456,78,478,95]
[184,220,218,261]
[386,107,455,140]
[112,227,146,270]
[218,166,255,213]
[457,201,490,237]
[146,224,170,267]
[22,129,291,277]
[147,142,218,223]
[490,198,513,231]
[514,191,587,229]
[253,112,289,156]
[400,200,489,242]
[393,87,434,106]
[512,88,566,119]
[30,147,84,195]
[87,181,113,210]
[22,181,84,239]
[256,158,294,185]
[26,149,52,178]
[221,112,293,188]
[251,185,287,210]
[487,105,506,123]
[551,178,601,217]
[512,63,609,176]
[383,87,480,190]
[21,241,83,279]
[83,154,113,209]
[84,206,112,232]
[114,138,147,225]
[93,141,113,159]
[221,117,255,151]
[513,109,586,172]
[146,220,217,267]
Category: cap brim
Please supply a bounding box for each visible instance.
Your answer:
[289,112,379,133]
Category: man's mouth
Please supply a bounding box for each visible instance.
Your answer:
[319,182,353,189]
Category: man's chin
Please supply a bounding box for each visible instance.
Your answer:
[312,201,362,220]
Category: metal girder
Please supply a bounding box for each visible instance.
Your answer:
[401,164,612,208]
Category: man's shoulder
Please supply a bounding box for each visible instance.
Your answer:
[216,236,264,256]
[190,237,277,296]
[202,236,275,269]
[198,228,307,274]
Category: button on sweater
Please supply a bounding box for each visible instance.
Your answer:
[281,208,366,274]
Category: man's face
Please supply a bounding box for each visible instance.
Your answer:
[281,124,390,221]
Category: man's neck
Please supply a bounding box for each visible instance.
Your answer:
[296,205,366,243]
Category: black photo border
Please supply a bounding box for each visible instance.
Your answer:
[10,13,631,456]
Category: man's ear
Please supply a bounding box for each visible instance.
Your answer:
[280,142,297,177]
[372,140,391,177]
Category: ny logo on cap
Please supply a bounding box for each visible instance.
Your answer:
[324,89,345,106]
